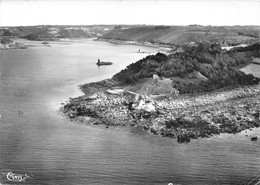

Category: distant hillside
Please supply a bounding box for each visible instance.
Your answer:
[0,25,114,41]
[113,42,260,94]
[1,25,259,44]
[101,25,260,46]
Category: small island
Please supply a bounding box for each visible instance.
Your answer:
[42,41,51,47]
[62,41,260,143]
[97,59,113,66]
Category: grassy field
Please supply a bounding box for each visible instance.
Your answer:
[101,25,260,46]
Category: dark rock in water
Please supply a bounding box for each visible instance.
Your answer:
[161,131,175,138]
[97,59,113,66]
[97,62,113,66]
[150,128,158,135]
[106,125,109,128]
[251,136,258,141]
[93,120,103,125]
[177,134,190,143]
[143,125,149,130]
[42,41,50,45]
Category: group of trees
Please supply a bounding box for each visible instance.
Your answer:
[230,42,260,57]
[238,31,259,38]
[0,37,11,44]
[113,41,260,94]
[22,28,92,41]
[0,29,12,36]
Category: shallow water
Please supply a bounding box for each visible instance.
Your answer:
[0,40,260,185]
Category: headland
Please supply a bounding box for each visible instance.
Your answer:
[61,41,260,143]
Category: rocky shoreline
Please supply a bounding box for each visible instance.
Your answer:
[0,41,27,50]
[61,79,260,143]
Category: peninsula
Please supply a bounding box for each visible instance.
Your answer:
[61,41,260,143]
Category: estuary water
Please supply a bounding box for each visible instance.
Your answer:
[0,40,260,185]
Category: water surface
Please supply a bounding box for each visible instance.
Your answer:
[0,40,260,185]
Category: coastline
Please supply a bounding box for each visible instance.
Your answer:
[3,36,259,143]
[97,38,174,53]
[0,41,27,50]
[0,37,99,50]
[61,78,260,143]
[60,41,260,143]
[1,37,171,54]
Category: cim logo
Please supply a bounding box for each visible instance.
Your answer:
[6,171,30,182]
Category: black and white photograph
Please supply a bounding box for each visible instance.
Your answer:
[0,0,260,184]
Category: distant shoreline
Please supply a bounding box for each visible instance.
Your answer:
[0,37,169,51]
[98,38,173,48]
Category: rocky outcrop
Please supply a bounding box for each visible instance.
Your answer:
[251,136,258,141]
[97,59,113,66]
[61,79,260,143]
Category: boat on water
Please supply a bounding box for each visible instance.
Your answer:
[96,59,113,66]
